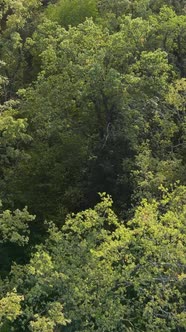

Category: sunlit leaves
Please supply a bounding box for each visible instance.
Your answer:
[0,206,35,245]
[4,189,185,331]
[0,290,24,328]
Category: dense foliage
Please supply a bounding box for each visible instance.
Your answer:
[0,1,185,331]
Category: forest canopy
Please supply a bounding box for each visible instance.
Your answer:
[0,1,186,331]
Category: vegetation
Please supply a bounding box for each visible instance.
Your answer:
[0,1,185,331]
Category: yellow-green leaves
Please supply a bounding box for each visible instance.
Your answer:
[28,251,54,276]
[1,0,41,32]
[0,206,35,245]
[0,290,23,327]
[0,186,185,331]
[0,112,30,143]
[130,49,172,97]
[166,78,186,111]
[30,302,70,332]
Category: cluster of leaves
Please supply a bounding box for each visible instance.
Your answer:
[1,189,186,331]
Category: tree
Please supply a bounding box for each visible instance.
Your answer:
[0,202,35,277]
[148,6,186,77]
[4,18,135,221]
[0,6,186,332]
[2,187,186,331]
[0,0,42,101]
